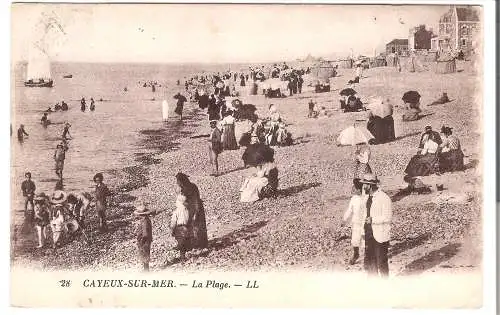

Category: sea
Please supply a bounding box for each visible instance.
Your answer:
[11,61,248,209]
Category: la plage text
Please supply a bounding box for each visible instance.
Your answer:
[82,279,259,289]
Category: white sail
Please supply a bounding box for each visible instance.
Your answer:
[26,47,51,81]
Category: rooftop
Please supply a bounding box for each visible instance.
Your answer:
[456,6,480,22]
[386,39,409,46]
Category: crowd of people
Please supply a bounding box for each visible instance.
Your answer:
[14,57,467,278]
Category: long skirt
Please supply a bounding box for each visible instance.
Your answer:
[368,116,394,144]
[404,153,439,177]
[138,240,151,263]
[382,116,396,142]
[439,149,464,173]
[173,225,190,252]
[174,104,183,116]
[222,124,238,150]
[191,204,208,249]
[240,176,268,203]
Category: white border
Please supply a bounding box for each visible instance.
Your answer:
[1,0,496,314]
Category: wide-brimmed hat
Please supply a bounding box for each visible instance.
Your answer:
[133,204,155,216]
[440,125,452,134]
[51,190,68,204]
[359,173,380,185]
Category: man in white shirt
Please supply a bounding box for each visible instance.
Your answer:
[359,173,392,277]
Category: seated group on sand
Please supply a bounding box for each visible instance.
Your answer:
[404,125,465,180]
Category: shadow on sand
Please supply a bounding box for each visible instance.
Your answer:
[400,243,461,276]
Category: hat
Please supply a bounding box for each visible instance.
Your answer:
[93,173,103,182]
[175,172,190,182]
[441,125,452,134]
[51,190,68,204]
[359,173,380,185]
[133,203,155,216]
[402,91,421,104]
[65,218,80,233]
[425,126,432,131]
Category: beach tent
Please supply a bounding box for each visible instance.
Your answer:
[310,61,337,81]
[337,125,374,146]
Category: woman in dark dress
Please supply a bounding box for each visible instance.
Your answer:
[207,94,220,121]
[175,173,208,250]
[174,93,187,121]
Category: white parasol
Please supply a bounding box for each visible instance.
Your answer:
[337,124,374,146]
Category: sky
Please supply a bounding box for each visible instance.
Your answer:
[11,3,453,64]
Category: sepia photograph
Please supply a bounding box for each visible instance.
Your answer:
[7,1,495,309]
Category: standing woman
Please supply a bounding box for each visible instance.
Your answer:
[221,110,239,150]
[207,94,220,121]
[174,92,187,121]
[175,173,208,251]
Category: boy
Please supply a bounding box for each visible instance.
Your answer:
[135,203,154,271]
[208,120,222,176]
[21,172,36,217]
[170,194,190,262]
[93,173,112,231]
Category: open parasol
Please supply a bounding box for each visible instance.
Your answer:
[402,90,421,104]
[337,124,374,146]
[366,97,393,118]
[242,143,275,167]
[340,88,357,96]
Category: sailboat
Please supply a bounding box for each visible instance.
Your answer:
[24,46,53,88]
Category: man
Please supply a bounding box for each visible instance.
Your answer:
[360,173,392,278]
[54,143,66,179]
[419,126,442,149]
[21,172,36,217]
[62,123,72,140]
[17,124,29,143]
[93,173,112,232]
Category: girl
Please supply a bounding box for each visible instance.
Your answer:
[341,179,366,265]
[221,110,238,150]
[208,120,223,176]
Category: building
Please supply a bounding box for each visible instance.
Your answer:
[432,5,480,55]
[408,25,434,50]
[385,39,409,55]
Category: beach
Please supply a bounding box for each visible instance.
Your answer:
[11,60,482,276]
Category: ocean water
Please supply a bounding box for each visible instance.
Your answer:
[11,61,237,206]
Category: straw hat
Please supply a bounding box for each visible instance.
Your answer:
[133,203,155,216]
[51,190,68,204]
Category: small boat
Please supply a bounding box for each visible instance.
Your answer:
[63,74,73,79]
[24,46,54,88]
[24,79,54,88]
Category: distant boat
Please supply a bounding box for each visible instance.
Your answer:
[24,47,53,88]
[63,74,73,79]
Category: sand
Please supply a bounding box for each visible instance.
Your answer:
[11,61,482,276]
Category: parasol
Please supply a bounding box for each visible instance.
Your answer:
[366,98,393,118]
[340,88,357,96]
[242,143,275,167]
[337,125,374,146]
[402,90,421,104]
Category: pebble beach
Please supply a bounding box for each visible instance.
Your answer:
[11,60,482,276]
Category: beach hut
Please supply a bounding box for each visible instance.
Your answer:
[386,54,396,67]
[310,61,337,81]
[337,59,353,69]
[370,57,387,68]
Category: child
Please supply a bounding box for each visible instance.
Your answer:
[134,203,154,271]
[93,173,112,232]
[33,193,50,248]
[170,194,190,261]
[51,205,65,249]
[354,144,372,179]
[307,99,315,118]
[341,179,366,265]
[208,120,223,176]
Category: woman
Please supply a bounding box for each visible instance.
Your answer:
[404,134,440,178]
[175,173,208,250]
[353,144,372,179]
[221,111,238,150]
[439,126,464,173]
[240,161,279,203]
[401,91,422,122]
[207,94,220,121]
